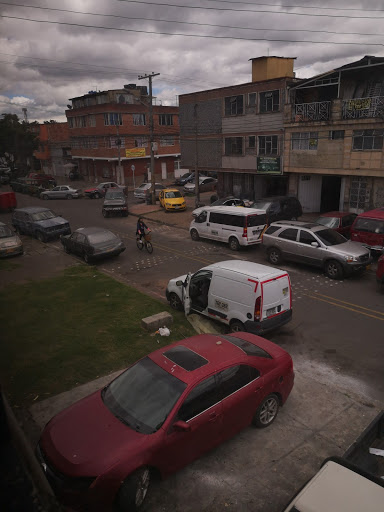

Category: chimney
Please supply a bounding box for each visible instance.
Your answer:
[249,56,296,82]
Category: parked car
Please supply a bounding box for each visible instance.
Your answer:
[102,189,128,217]
[11,207,71,242]
[376,253,384,289]
[315,211,357,238]
[183,177,217,194]
[28,172,56,186]
[350,208,384,254]
[192,196,245,217]
[133,182,165,201]
[40,185,82,200]
[85,182,127,199]
[262,220,372,279]
[60,227,125,263]
[159,188,186,211]
[0,221,23,257]
[36,332,294,511]
[190,206,268,250]
[174,171,195,186]
[250,196,302,223]
[166,260,292,334]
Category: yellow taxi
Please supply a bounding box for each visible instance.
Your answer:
[159,188,187,212]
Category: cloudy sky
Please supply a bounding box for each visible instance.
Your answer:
[1,0,383,123]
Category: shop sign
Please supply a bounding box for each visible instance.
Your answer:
[257,157,281,174]
[125,148,146,158]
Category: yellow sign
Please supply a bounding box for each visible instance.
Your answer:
[125,148,146,158]
[348,98,371,110]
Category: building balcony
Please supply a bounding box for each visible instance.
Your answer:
[293,101,331,122]
[342,96,384,119]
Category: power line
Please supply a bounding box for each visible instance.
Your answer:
[117,0,384,19]
[2,15,384,46]
[1,3,383,38]
[203,0,384,13]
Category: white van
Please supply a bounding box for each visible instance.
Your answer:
[190,206,268,251]
[166,260,292,334]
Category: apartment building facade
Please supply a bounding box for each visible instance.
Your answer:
[179,56,297,200]
[284,55,384,213]
[30,122,72,175]
[65,84,181,186]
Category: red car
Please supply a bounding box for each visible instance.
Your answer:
[350,208,384,254]
[315,212,357,238]
[84,182,127,199]
[36,333,294,511]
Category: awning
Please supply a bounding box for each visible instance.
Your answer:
[63,163,77,168]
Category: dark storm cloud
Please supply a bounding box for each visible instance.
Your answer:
[0,0,383,122]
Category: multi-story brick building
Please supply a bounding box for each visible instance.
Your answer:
[65,84,181,186]
[179,56,297,199]
[30,122,72,175]
[284,55,384,213]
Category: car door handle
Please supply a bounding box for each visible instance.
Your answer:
[209,412,218,421]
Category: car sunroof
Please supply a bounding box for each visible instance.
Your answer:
[219,335,272,358]
[163,346,208,371]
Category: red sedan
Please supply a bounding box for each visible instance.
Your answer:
[36,333,294,511]
[315,211,357,238]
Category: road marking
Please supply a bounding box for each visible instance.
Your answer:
[303,293,384,321]
[313,292,384,317]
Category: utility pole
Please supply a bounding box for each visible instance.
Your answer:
[194,104,200,207]
[138,72,160,205]
[115,121,122,185]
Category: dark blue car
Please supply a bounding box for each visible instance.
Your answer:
[11,207,71,242]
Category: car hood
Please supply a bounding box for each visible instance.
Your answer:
[0,234,21,247]
[327,240,370,256]
[184,183,195,190]
[37,217,69,228]
[40,390,148,476]
[192,206,205,217]
[84,187,98,193]
[164,197,185,205]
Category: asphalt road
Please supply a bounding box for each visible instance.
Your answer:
[4,191,384,405]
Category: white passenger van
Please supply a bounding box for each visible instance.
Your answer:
[189,206,268,251]
[166,260,292,334]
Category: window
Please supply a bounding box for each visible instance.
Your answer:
[88,115,96,127]
[354,218,384,234]
[329,130,344,140]
[299,230,317,245]
[110,137,125,148]
[160,136,174,146]
[159,114,173,126]
[178,376,219,422]
[174,160,181,170]
[104,113,122,126]
[218,365,259,400]
[224,95,244,116]
[291,132,318,150]
[134,137,148,147]
[278,228,298,241]
[209,212,244,227]
[132,113,146,126]
[248,93,257,106]
[248,136,256,149]
[353,130,383,150]
[225,137,243,156]
[68,118,74,129]
[260,90,280,113]
[258,135,278,155]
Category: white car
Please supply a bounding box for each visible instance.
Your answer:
[40,185,82,200]
[133,182,165,200]
[183,177,217,194]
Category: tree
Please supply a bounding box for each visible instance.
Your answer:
[0,114,39,172]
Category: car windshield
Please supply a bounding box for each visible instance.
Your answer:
[181,172,190,179]
[252,200,273,210]
[103,357,187,434]
[87,231,117,244]
[105,191,124,200]
[316,228,347,246]
[316,216,339,229]
[165,191,182,198]
[138,183,150,190]
[0,226,13,238]
[31,211,56,221]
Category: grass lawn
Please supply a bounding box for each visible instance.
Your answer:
[0,259,21,271]
[0,265,196,406]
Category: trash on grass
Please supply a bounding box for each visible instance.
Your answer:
[157,326,170,336]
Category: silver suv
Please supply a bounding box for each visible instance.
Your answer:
[262,221,372,279]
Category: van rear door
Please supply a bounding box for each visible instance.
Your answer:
[246,213,267,243]
[261,274,291,320]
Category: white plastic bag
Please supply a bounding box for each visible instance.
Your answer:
[158,326,170,336]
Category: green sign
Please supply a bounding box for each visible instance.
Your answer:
[257,157,281,175]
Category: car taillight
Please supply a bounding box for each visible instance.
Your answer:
[242,226,248,238]
[254,296,261,321]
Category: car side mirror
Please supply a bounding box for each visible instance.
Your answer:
[311,241,319,248]
[176,280,184,286]
[173,420,191,433]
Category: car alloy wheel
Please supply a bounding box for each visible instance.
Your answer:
[325,259,343,280]
[268,247,282,265]
[116,467,151,512]
[253,394,279,428]
[66,194,73,200]
[190,229,200,241]
[230,320,245,333]
[229,237,240,251]
[169,292,183,311]
[42,194,49,200]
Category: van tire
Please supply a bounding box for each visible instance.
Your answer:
[252,394,279,428]
[267,247,282,265]
[169,293,184,311]
[230,320,245,333]
[229,237,240,251]
[190,229,200,241]
[325,260,343,280]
